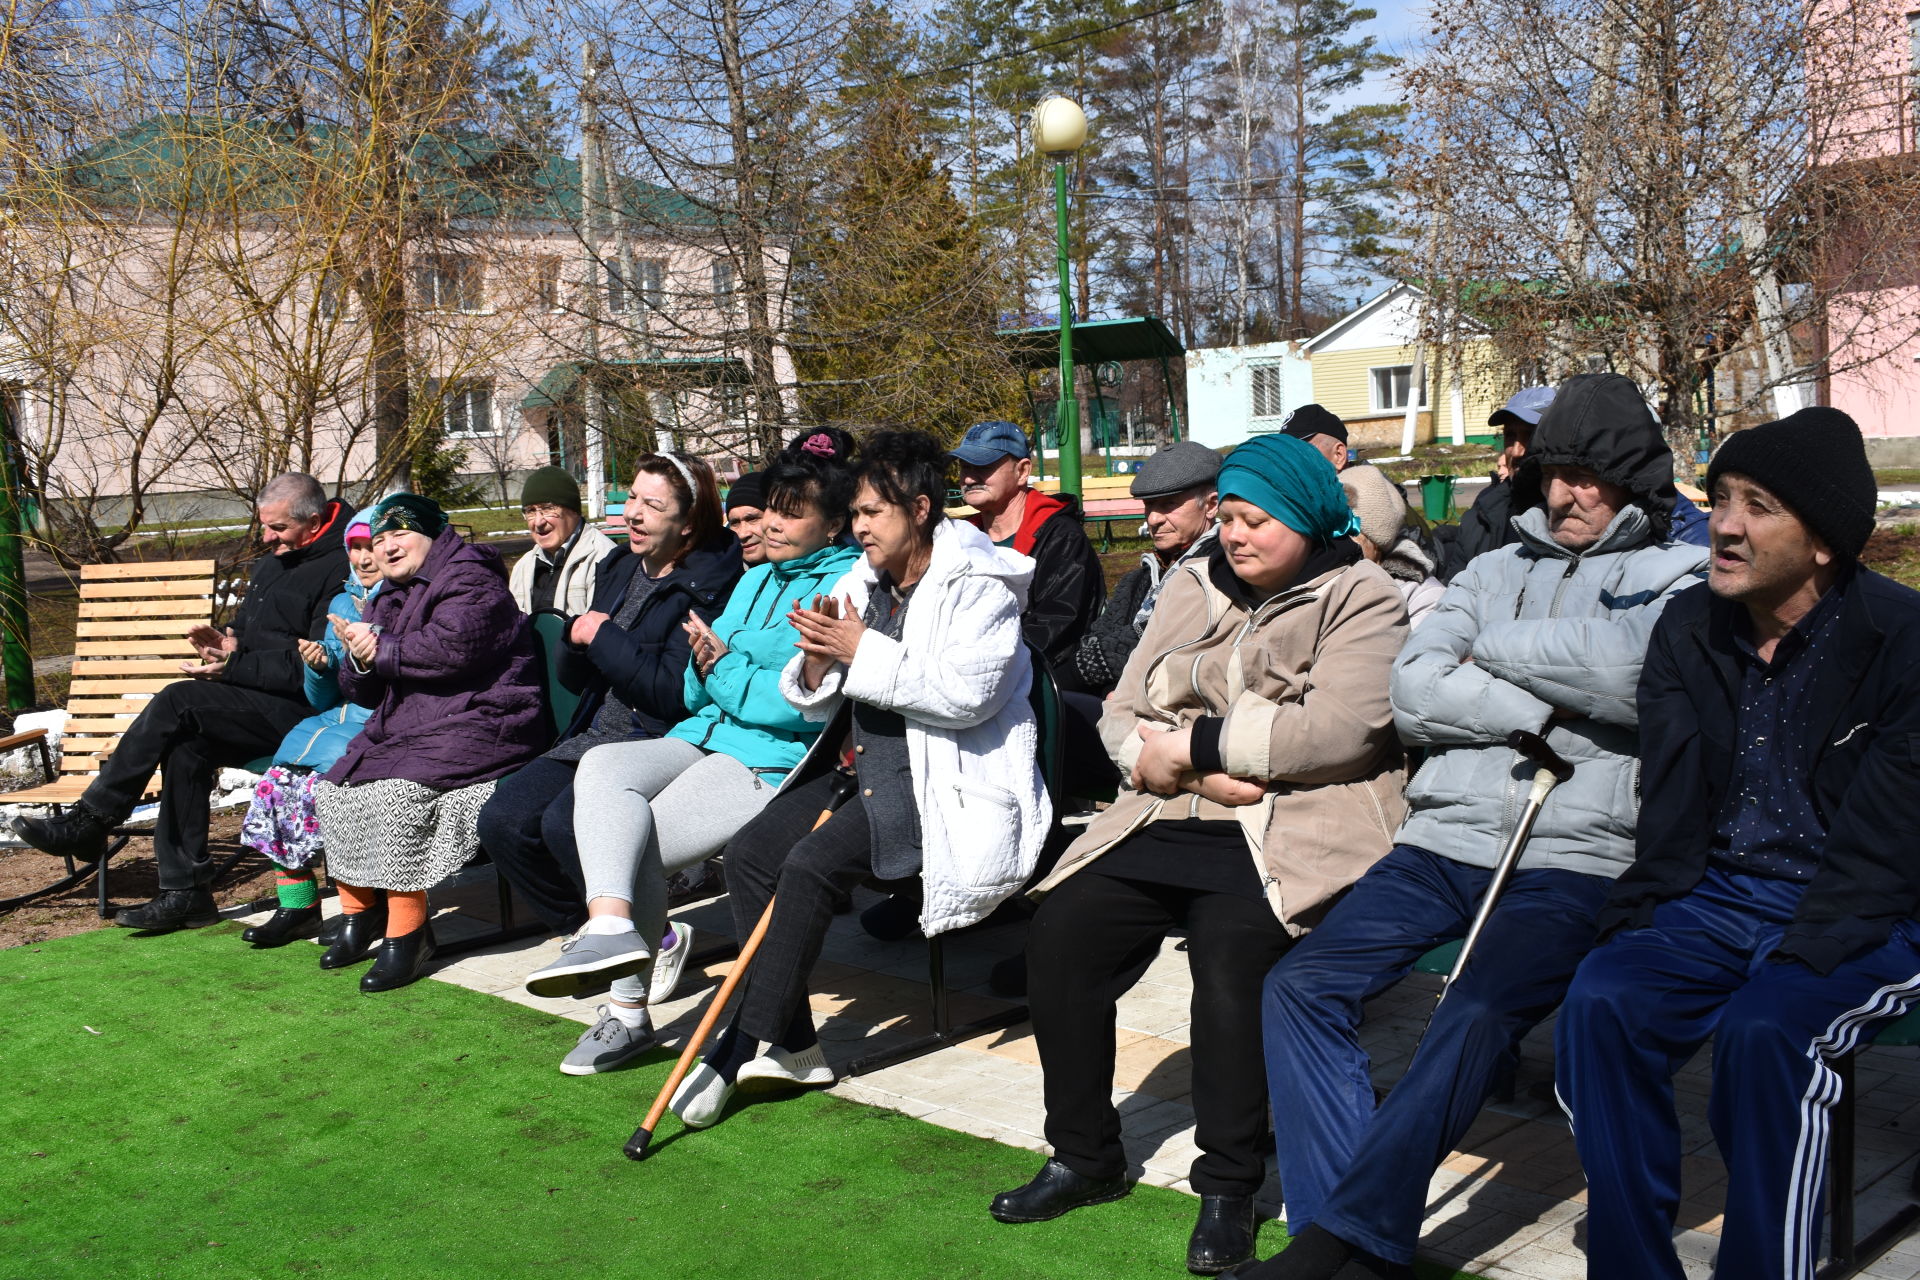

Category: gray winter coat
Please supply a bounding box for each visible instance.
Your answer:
[1391,502,1707,879]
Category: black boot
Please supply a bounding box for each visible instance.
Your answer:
[1187,1195,1257,1275]
[319,908,387,969]
[113,887,219,932]
[316,910,347,947]
[242,905,323,947]
[989,1158,1129,1224]
[360,925,437,993]
[13,803,116,863]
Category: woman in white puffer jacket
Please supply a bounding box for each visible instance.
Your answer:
[669,430,1051,1128]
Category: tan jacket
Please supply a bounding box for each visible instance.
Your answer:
[1034,549,1410,934]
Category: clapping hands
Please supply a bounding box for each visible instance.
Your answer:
[684,612,729,677]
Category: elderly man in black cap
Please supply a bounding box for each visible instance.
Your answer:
[509,465,616,615]
[724,470,770,568]
[1281,403,1354,472]
[1556,407,1920,1280]
[1063,440,1220,696]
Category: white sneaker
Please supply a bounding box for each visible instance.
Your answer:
[669,1061,735,1129]
[735,1043,835,1093]
[649,921,694,1004]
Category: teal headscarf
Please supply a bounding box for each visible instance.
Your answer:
[1216,434,1362,544]
[367,492,448,541]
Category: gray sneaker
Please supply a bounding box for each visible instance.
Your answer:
[560,1006,657,1076]
[525,925,652,998]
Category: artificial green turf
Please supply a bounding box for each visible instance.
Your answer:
[0,925,1481,1279]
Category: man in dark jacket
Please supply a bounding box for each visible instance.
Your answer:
[13,474,353,931]
[951,420,1105,678]
[1063,440,1219,696]
[1555,408,1920,1280]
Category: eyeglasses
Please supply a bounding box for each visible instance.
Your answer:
[522,504,569,522]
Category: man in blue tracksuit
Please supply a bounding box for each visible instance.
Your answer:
[1229,372,1708,1280]
[1556,407,1920,1280]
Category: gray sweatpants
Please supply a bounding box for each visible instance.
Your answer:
[572,736,775,1001]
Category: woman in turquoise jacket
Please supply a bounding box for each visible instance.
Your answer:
[238,515,381,947]
[520,431,862,1075]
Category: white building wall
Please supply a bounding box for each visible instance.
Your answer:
[1185,341,1313,449]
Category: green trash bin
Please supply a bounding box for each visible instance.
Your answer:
[1418,474,1456,522]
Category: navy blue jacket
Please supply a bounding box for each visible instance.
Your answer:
[555,536,743,742]
[1601,566,1920,973]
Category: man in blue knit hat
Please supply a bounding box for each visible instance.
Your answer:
[1556,406,1920,1280]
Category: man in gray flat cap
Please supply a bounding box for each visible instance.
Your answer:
[1061,440,1220,697]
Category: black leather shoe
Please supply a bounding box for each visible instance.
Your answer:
[13,805,115,862]
[113,888,218,931]
[242,905,322,947]
[1187,1194,1257,1274]
[360,925,437,993]
[989,1158,1129,1223]
[319,909,387,969]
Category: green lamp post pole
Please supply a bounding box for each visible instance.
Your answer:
[1033,96,1088,498]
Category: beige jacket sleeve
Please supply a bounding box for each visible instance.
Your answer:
[1216,567,1407,785]
[1097,565,1210,777]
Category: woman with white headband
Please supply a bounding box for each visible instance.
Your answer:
[481,450,744,994]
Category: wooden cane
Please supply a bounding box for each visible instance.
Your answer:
[624,771,856,1160]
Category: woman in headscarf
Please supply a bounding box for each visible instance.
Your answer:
[314,494,548,992]
[237,513,382,947]
[992,434,1410,1276]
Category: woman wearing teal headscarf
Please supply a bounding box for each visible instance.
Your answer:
[995,433,1410,1275]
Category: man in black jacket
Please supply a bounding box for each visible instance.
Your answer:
[13,474,353,931]
[951,420,1105,679]
[1554,408,1920,1280]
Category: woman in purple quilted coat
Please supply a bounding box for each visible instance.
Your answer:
[312,493,546,992]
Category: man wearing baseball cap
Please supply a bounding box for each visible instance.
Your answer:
[950,420,1105,679]
[1557,406,1920,1280]
[1434,386,1555,582]
[1281,403,1353,471]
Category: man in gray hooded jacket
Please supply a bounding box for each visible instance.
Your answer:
[1232,373,1708,1280]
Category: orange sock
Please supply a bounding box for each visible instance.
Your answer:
[386,891,427,937]
[336,882,379,914]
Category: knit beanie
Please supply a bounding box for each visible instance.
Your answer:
[726,470,768,513]
[1340,464,1408,552]
[1706,407,1876,559]
[367,492,447,541]
[520,465,582,513]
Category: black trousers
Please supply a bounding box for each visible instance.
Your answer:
[82,679,309,891]
[1027,869,1293,1195]
[725,771,874,1045]
[476,755,586,932]
[1057,690,1121,797]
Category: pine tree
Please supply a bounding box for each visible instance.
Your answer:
[793,12,1022,441]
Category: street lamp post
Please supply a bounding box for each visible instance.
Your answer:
[1033,96,1087,498]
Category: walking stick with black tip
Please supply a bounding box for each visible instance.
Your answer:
[625,769,858,1160]
[1433,729,1576,1012]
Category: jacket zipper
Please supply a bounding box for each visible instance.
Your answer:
[1500,554,1581,844]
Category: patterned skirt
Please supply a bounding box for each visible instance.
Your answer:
[312,776,498,892]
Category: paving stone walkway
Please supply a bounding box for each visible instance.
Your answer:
[254,874,1920,1280]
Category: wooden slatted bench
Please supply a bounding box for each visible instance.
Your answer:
[0,559,218,914]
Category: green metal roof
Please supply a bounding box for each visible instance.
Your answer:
[996,315,1185,369]
[45,116,715,226]
[519,357,751,410]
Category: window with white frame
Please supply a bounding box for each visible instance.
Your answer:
[1370,364,1427,412]
[435,378,495,437]
[417,254,484,312]
[608,257,666,313]
[533,256,562,311]
[1249,364,1285,420]
[712,257,737,314]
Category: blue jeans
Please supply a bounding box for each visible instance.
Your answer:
[1557,865,1920,1280]
[1262,843,1609,1263]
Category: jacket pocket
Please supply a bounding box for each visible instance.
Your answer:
[929,773,1022,892]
